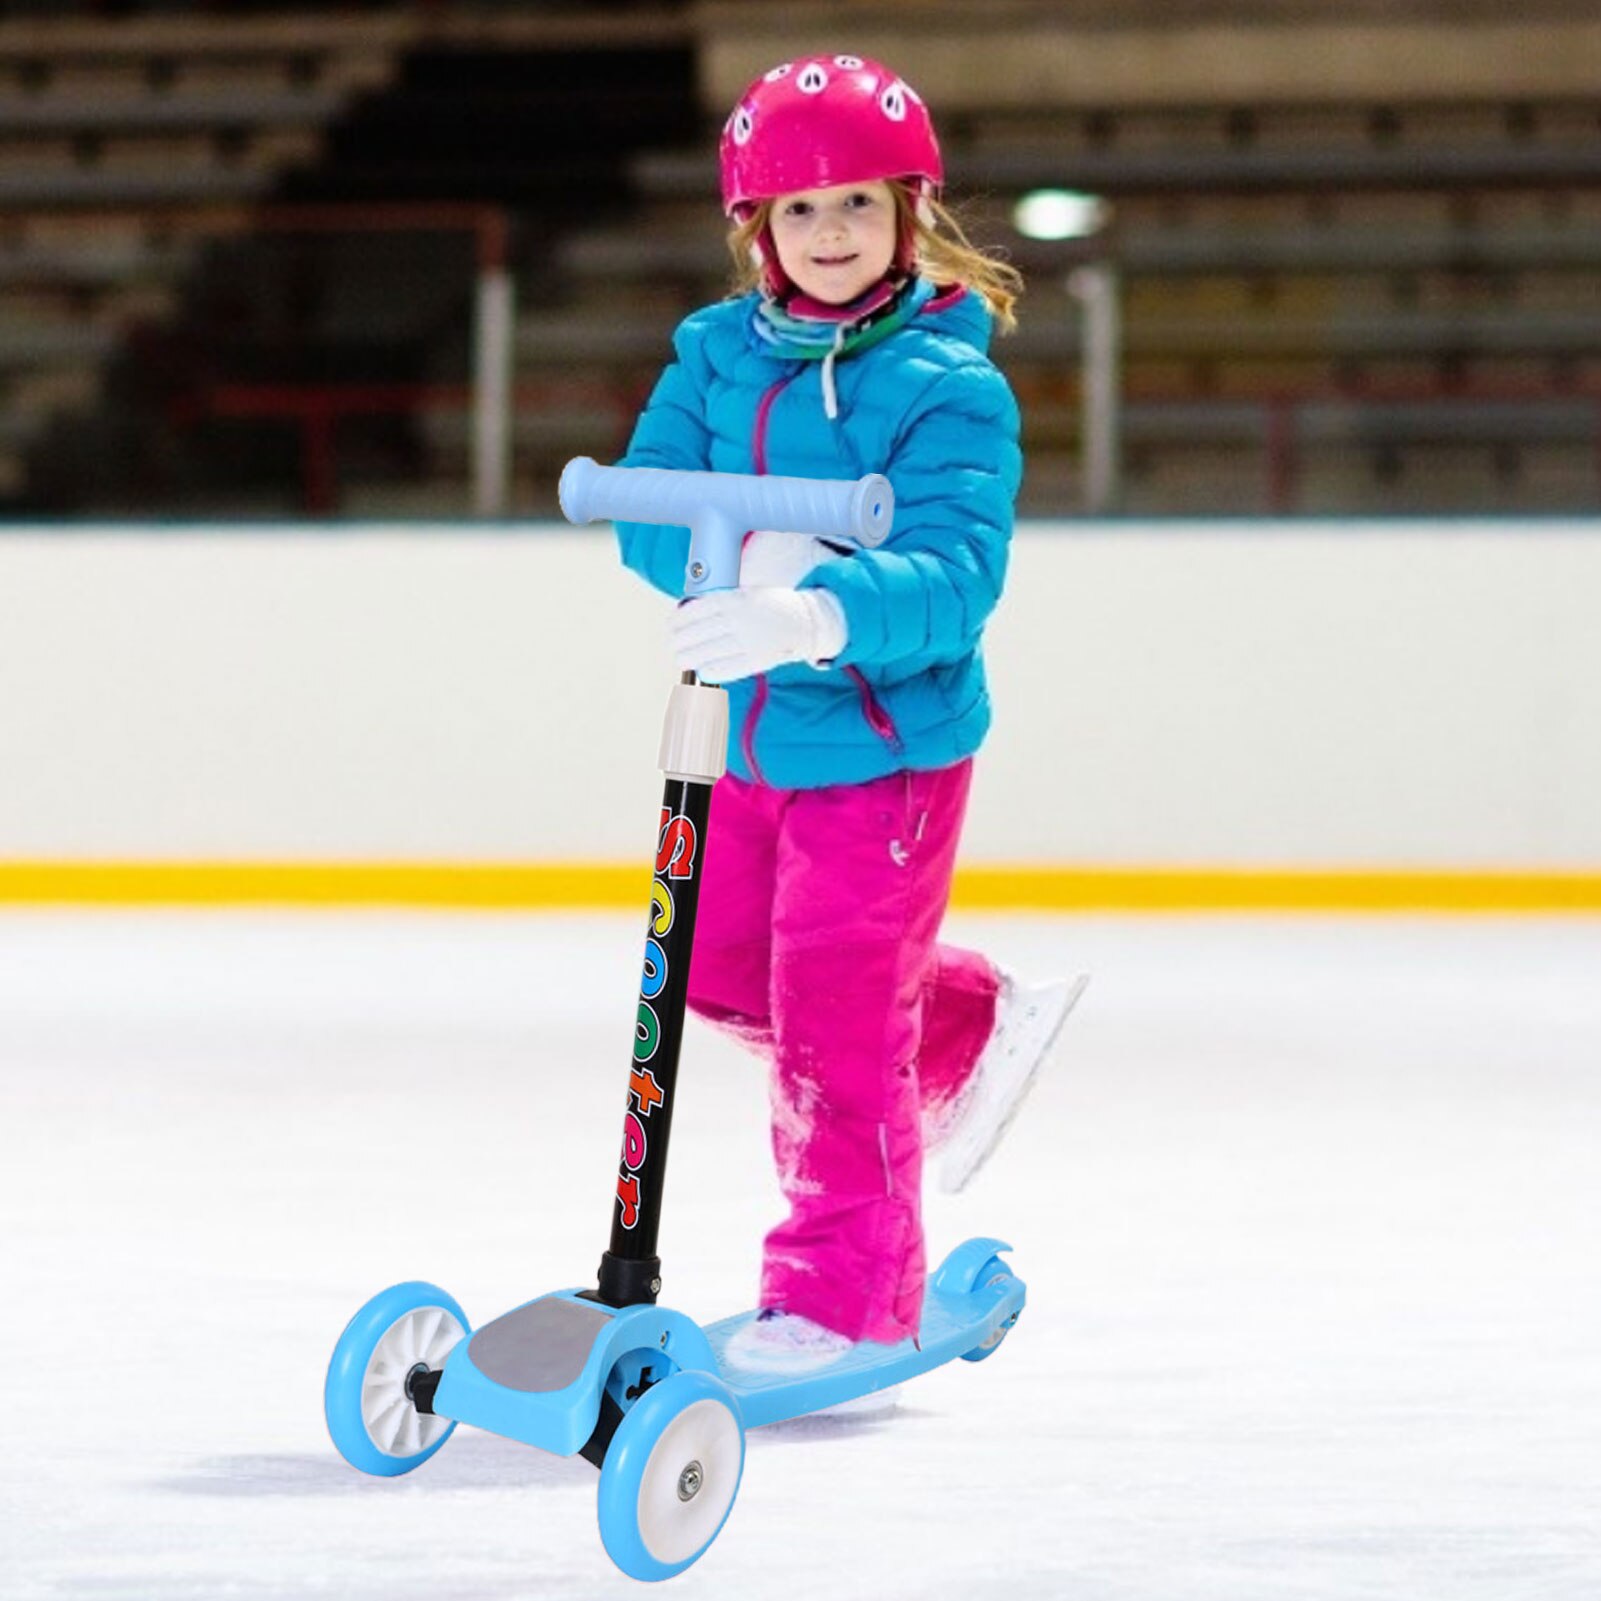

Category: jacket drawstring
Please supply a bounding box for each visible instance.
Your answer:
[820,324,846,420]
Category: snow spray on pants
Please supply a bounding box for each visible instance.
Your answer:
[685,760,1000,1343]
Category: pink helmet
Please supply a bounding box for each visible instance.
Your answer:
[719,54,943,218]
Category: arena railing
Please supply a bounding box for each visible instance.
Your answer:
[190,201,518,516]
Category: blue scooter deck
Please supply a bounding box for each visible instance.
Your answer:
[431,1237,1022,1451]
[703,1246,1023,1427]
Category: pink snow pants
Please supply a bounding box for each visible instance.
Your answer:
[685,761,1000,1343]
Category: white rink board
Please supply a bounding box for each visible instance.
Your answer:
[0,519,1598,866]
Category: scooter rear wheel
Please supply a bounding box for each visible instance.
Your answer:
[596,1369,745,1580]
[962,1254,1022,1363]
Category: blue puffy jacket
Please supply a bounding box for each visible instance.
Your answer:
[615,281,1022,789]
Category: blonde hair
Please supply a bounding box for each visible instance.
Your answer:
[726,181,1022,333]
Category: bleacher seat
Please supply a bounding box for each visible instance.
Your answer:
[5,1,1600,515]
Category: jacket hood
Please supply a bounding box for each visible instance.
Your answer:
[915,283,994,358]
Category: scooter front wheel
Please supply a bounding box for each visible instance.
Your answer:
[325,1281,468,1476]
[597,1369,745,1581]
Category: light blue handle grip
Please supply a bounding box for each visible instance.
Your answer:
[559,458,894,595]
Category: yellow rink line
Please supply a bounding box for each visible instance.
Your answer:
[1,861,1600,913]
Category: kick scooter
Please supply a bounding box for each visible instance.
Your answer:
[324,459,1028,1582]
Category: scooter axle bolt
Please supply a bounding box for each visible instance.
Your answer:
[678,1461,703,1501]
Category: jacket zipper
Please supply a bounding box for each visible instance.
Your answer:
[740,372,796,786]
[742,368,907,774]
[846,666,905,753]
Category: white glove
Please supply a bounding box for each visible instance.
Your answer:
[739,528,847,588]
[672,587,848,683]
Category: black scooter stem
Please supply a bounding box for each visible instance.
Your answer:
[557,459,883,1308]
[594,673,727,1308]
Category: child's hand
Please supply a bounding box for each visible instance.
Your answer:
[672,588,847,682]
[740,529,849,588]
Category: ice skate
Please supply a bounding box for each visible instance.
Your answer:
[938,972,1089,1195]
[724,1311,902,1416]
[723,1309,854,1373]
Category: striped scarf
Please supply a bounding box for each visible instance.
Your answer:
[753,277,936,418]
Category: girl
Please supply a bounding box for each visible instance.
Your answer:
[614,54,1082,1376]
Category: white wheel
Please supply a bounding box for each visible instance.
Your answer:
[636,1399,740,1564]
[598,1371,746,1580]
[361,1304,464,1459]
[326,1282,468,1476]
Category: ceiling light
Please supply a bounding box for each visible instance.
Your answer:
[1012,189,1110,241]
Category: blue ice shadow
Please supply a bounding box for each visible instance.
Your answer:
[156,1403,935,1499]
[154,1433,593,1497]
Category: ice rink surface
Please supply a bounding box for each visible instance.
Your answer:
[1,908,1597,1601]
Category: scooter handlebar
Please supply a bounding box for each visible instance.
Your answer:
[560,458,893,548]
[559,458,893,595]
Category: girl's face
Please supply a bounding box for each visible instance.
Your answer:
[768,180,898,304]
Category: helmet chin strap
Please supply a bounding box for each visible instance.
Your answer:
[750,225,789,298]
